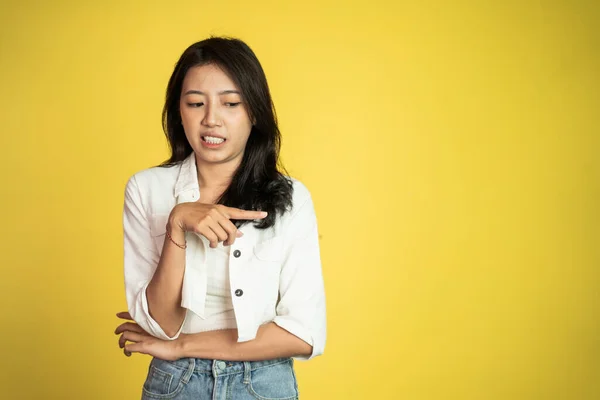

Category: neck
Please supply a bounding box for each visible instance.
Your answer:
[195,154,241,191]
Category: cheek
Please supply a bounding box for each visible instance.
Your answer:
[232,114,253,138]
[180,107,193,124]
[180,111,198,142]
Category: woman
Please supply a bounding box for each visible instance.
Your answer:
[114,37,326,400]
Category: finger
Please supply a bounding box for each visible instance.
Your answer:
[119,333,127,349]
[219,219,241,246]
[195,224,219,248]
[116,311,133,320]
[124,348,132,357]
[125,342,146,355]
[207,218,229,243]
[212,207,244,245]
[119,331,144,349]
[223,208,268,221]
[115,322,145,335]
[209,226,228,247]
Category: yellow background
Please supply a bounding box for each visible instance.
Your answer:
[0,0,598,399]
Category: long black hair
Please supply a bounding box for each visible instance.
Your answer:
[160,37,293,229]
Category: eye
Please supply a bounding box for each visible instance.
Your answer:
[225,102,241,107]
[187,102,204,108]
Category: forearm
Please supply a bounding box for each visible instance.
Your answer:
[146,219,186,337]
[176,322,312,361]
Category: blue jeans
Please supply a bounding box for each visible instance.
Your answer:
[141,357,299,400]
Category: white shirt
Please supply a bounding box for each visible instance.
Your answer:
[122,152,326,360]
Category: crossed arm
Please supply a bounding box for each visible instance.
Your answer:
[114,312,312,361]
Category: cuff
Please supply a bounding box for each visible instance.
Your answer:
[136,282,186,340]
[273,316,316,361]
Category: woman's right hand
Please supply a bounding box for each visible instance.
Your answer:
[168,203,267,248]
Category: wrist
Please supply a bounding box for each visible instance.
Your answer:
[168,207,185,233]
[173,335,187,359]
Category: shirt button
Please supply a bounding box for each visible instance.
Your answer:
[235,289,244,297]
[217,361,226,370]
[233,249,241,258]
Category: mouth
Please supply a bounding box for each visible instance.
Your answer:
[201,135,226,145]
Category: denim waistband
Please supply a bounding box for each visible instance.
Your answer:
[152,357,293,377]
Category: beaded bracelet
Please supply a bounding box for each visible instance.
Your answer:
[166,229,187,249]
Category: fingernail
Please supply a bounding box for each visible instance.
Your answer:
[236,231,244,237]
[260,212,268,218]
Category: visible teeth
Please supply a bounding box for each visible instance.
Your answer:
[203,136,225,144]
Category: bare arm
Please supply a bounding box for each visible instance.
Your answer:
[124,177,188,340]
[145,215,187,338]
[176,323,312,361]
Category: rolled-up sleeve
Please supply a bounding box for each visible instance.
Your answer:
[273,190,327,360]
[123,175,185,340]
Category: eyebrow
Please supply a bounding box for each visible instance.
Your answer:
[183,90,241,96]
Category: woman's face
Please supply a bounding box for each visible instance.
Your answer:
[180,63,253,168]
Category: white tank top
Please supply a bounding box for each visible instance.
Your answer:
[187,239,237,332]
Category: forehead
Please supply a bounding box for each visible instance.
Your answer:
[182,64,239,91]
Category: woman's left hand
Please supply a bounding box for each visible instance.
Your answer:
[115,311,181,361]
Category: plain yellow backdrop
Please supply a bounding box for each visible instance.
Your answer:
[0,0,598,399]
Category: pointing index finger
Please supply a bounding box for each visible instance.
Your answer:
[227,208,268,220]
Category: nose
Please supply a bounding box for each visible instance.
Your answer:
[201,103,221,127]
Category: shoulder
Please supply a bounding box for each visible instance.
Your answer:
[275,177,318,236]
[286,177,316,218]
[126,163,180,192]
[289,177,312,202]
[124,163,182,216]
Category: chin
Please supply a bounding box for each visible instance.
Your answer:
[196,152,228,164]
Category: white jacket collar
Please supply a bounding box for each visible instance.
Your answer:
[174,152,199,202]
